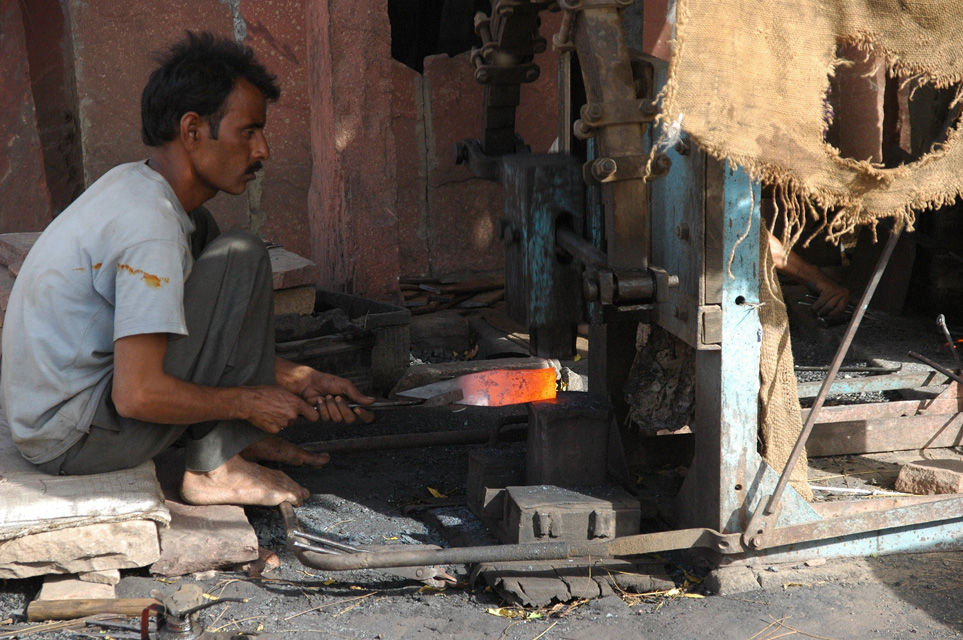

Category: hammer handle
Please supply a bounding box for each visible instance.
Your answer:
[27,598,160,621]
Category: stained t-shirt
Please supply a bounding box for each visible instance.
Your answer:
[0,162,195,464]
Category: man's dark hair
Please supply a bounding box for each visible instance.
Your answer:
[141,32,281,147]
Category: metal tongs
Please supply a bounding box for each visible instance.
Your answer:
[287,528,457,588]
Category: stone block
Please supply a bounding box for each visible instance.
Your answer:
[38,575,116,600]
[895,459,963,495]
[0,520,161,579]
[269,246,320,290]
[78,569,121,586]
[150,501,259,577]
[704,564,760,595]
[0,1,52,232]
[274,285,316,316]
[0,232,40,275]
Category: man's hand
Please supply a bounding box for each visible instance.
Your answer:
[806,276,851,319]
[239,385,319,434]
[275,358,375,423]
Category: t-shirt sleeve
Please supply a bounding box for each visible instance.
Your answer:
[111,239,189,340]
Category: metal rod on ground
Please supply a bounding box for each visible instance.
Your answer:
[301,420,527,454]
[907,351,963,387]
[745,225,903,548]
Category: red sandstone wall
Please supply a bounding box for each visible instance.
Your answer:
[0,0,52,232]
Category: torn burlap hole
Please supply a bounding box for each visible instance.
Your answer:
[662,0,963,253]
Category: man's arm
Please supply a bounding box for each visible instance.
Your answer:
[768,234,851,318]
[112,333,317,433]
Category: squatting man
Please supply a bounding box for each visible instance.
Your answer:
[0,32,374,507]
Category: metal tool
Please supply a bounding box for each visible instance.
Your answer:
[936,314,962,373]
[288,526,457,588]
[345,392,462,410]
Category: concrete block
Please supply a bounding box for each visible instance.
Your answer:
[269,246,320,290]
[895,459,963,495]
[704,564,760,595]
[38,575,116,600]
[274,285,316,316]
[0,232,40,275]
[151,501,259,577]
[0,520,161,579]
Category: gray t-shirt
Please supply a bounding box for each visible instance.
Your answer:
[1,162,195,464]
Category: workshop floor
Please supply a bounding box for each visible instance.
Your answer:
[5,304,963,639]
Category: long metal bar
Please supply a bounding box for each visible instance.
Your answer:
[281,494,963,571]
[796,370,949,398]
[300,421,526,455]
[556,226,607,268]
[908,351,963,387]
[744,226,903,549]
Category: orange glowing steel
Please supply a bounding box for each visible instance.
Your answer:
[457,368,557,407]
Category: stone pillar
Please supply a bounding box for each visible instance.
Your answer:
[307,0,401,302]
[0,0,52,232]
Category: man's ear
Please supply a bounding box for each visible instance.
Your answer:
[179,112,203,148]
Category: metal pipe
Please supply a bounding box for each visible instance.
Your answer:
[556,226,607,268]
[746,226,903,548]
[937,314,962,372]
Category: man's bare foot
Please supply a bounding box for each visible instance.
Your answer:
[180,454,310,506]
[240,435,330,467]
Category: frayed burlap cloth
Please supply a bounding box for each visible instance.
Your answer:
[663,0,963,246]
[759,228,812,501]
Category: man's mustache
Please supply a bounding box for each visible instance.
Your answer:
[246,162,263,174]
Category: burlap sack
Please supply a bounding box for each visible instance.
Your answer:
[663,0,963,244]
[758,227,813,501]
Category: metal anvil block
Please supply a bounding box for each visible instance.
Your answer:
[499,484,641,544]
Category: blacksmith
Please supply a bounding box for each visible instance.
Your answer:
[0,32,372,506]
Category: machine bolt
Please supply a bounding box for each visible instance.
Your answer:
[675,223,690,240]
[653,153,673,174]
[524,66,540,83]
[584,104,603,123]
[592,157,618,182]
[674,139,691,155]
[639,99,659,119]
[583,275,600,302]
[572,119,594,140]
[475,68,491,84]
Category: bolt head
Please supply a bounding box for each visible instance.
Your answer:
[524,67,540,82]
[593,157,617,181]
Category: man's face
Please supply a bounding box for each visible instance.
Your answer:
[191,78,270,196]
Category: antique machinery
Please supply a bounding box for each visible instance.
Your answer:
[283,0,963,578]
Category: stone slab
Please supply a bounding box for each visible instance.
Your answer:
[150,500,259,577]
[0,520,161,579]
[269,246,320,291]
[895,459,963,495]
[38,575,116,600]
[274,285,316,316]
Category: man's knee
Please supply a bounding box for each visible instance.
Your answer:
[196,230,269,274]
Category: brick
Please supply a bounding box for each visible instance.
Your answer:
[0,231,40,275]
[274,285,316,316]
[269,246,320,290]
[895,459,963,495]
[0,1,52,232]
[0,520,161,579]
[150,501,259,577]
[38,575,116,601]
